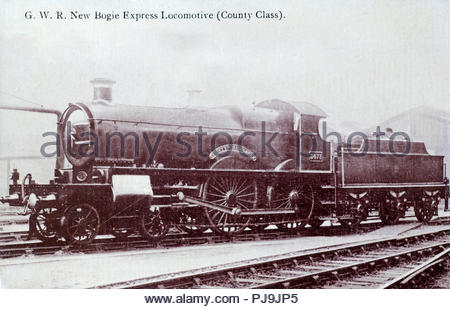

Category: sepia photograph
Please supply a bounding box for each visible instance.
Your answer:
[0,0,449,306]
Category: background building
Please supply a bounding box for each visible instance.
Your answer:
[374,105,450,177]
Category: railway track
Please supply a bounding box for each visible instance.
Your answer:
[381,248,449,289]
[0,220,389,259]
[93,228,449,289]
[0,217,384,242]
[0,216,448,259]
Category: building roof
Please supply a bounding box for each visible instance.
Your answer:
[381,105,450,125]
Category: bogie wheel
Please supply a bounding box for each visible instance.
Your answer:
[139,208,170,242]
[203,156,258,235]
[62,203,100,245]
[29,204,60,244]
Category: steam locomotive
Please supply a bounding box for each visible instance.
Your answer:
[1,79,448,245]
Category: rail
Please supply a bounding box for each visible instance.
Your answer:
[90,228,450,288]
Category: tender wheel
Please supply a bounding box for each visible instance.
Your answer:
[62,203,100,245]
[338,218,362,229]
[177,213,208,235]
[379,206,400,225]
[203,156,258,235]
[414,197,437,223]
[339,192,370,228]
[139,208,170,242]
[29,204,60,244]
[268,184,314,232]
[380,199,404,225]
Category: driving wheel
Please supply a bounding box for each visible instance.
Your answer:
[177,213,208,235]
[268,184,314,232]
[203,156,258,235]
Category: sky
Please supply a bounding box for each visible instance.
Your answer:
[0,0,449,187]
[1,0,448,119]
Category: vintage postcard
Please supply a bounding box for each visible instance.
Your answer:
[0,0,448,307]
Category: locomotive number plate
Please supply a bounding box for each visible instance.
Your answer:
[309,151,323,162]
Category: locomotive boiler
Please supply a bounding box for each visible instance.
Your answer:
[0,78,448,245]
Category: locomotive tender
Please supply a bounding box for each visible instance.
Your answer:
[1,78,448,244]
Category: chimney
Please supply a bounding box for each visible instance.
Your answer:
[90,78,115,105]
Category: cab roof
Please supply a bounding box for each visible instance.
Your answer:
[256,99,327,117]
